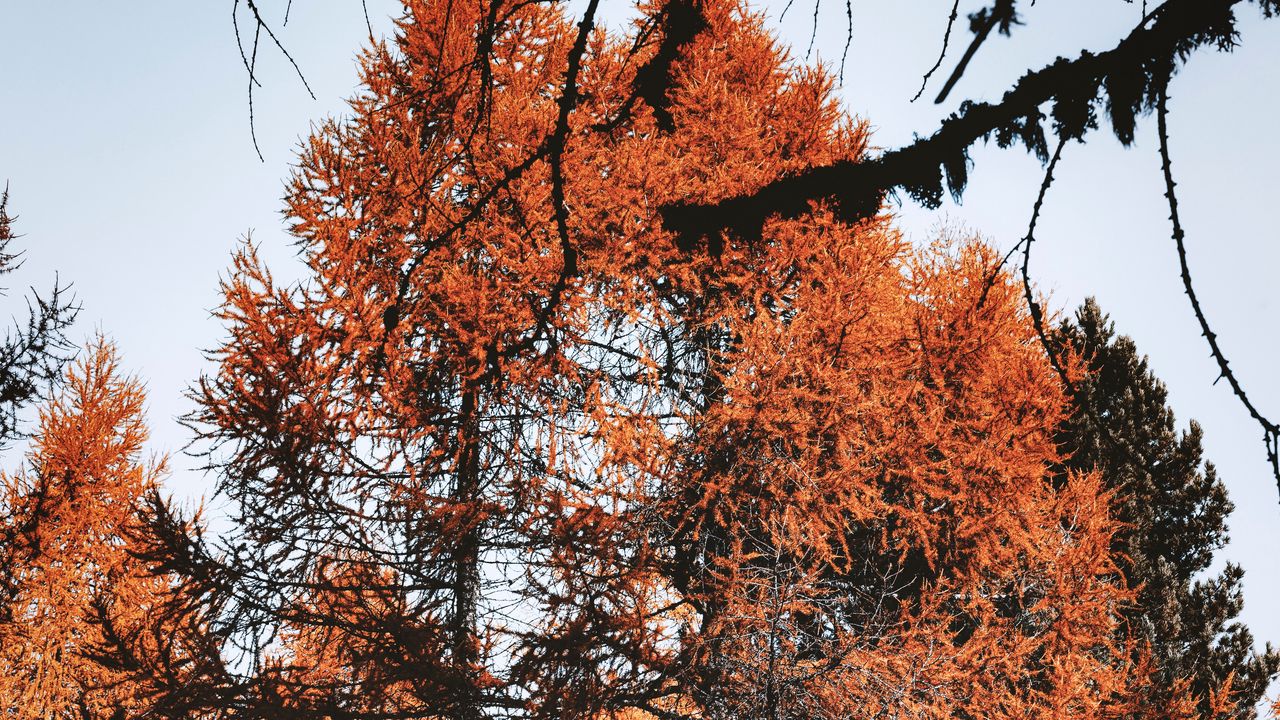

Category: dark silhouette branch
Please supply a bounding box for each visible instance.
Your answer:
[934,0,1021,105]
[247,20,264,162]
[241,0,315,99]
[839,0,853,81]
[912,0,962,102]
[0,188,79,446]
[662,0,1247,247]
[600,0,708,133]
[548,0,601,284]
[232,0,317,161]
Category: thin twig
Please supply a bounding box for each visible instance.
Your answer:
[839,0,854,83]
[806,0,822,59]
[230,0,262,88]
[234,0,319,161]
[243,0,316,99]
[248,21,264,162]
[912,0,962,102]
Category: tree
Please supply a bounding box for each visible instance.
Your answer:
[650,238,1143,720]
[138,3,1188,719]
[0,338,168,720]
[1058,299,1280,720]
[0,187,81,631]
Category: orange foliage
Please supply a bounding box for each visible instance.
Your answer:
[0,339,167,719]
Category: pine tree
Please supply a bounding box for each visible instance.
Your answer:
[1058,299,1279,719]
[0,338,168,720]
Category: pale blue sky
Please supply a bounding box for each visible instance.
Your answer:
[2,0,1277,691]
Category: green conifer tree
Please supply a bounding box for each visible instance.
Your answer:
[1058,299,1279,719]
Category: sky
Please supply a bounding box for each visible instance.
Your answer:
[1,0,1278,689]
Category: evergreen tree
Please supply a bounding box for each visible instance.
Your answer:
[1058,299,1279,719]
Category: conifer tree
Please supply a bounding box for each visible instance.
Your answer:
[0,338,168,720]
[1058,299,1279,719]
[238,0,1280,490]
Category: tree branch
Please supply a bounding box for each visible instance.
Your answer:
[662,0,1246,247]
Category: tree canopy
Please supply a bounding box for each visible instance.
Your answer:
[0,339,167,720]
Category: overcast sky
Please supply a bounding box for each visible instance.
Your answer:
[2,0,1278,691]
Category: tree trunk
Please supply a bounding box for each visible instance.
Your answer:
[451,385,483,720]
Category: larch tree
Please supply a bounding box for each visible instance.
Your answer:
[1058,299,1279,720]
[135,2,1206,719]
[0,338,168,720]
[0,190,81,653]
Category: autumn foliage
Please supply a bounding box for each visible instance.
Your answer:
[0,340,167,719]
[0,1,1263,719]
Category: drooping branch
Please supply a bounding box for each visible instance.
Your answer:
[232,0,316,160]
[1155,80,1280,491]
[1020,134,1070,389]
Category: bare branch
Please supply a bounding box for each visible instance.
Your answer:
[1155,78,1280,491]
[935,0,1021,104]
[1020,134,1070,388]
[912,0,962,102]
